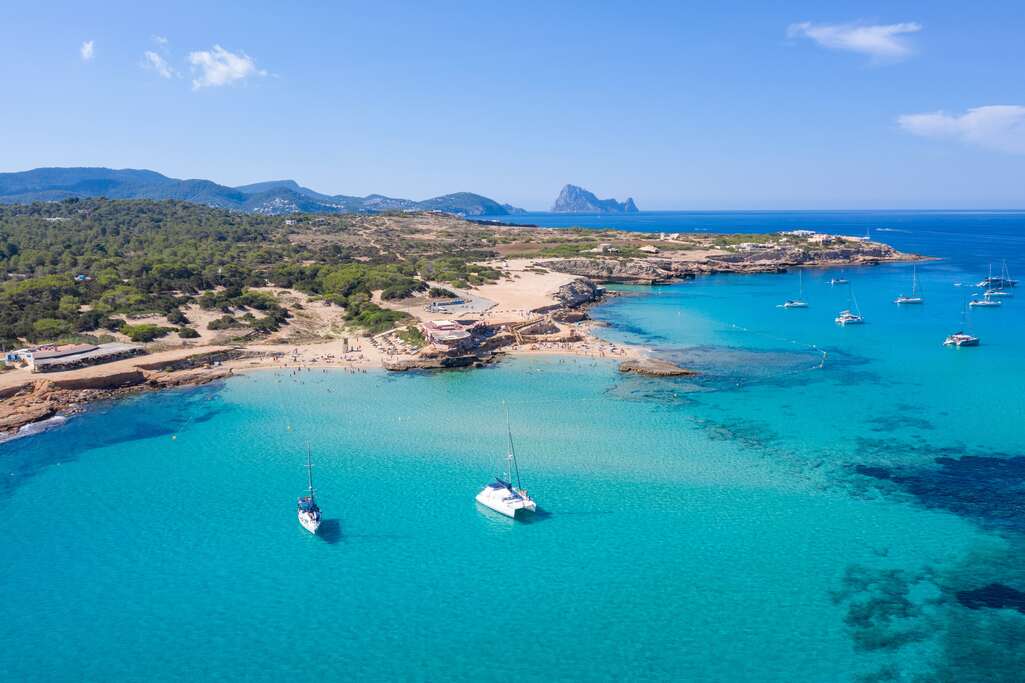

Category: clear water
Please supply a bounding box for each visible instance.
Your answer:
[4,212,1025,681]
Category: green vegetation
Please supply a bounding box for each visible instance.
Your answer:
[397,325,426,348]
[344,300,409,334]
[121,323,173,342]
[177,327,200,339]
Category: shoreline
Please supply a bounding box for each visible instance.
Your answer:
[1,238,918,440]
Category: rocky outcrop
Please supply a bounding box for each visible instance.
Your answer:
[383,354,494,372]
[618,358,698,377]
[539,258,673,283]
[554,278,603,308]
[551,185,638,213]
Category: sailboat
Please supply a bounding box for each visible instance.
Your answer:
[297,445,322,534]
[476,403,537,519]
[782,269,809,308]
[969,294,1002,308]
[945,297,980,347]
[976,261,1018,289]
[835,284,864,325]
[894,266,924,304]
[984,261,1015,297]
[829,270,849,286]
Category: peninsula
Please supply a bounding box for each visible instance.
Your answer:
[0,199,917,437]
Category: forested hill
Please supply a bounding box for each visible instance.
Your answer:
[0,167,526,216]
[0,199,504,346]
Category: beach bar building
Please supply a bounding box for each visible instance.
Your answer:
[420,319,472,349]
[22,342,145,373]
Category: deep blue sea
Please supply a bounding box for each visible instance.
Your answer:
[3,211,1025,681]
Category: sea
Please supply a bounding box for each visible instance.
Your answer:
[2,211,1024,681]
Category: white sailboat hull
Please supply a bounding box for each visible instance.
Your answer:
[298,511,321,534]
[476,487,537,519]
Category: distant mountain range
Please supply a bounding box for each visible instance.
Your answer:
[0,167,527,216]
[552,184,638,213]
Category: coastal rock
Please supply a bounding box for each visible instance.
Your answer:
[539,258,672,283]
[551,184,639,213]
[554,278,603,308]
[618,358,698,377]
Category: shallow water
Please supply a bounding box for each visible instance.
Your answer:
[3,212,1025,680]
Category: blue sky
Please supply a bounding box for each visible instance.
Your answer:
[1,1,1023,209]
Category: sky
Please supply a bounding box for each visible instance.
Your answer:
[1,1,1023,210]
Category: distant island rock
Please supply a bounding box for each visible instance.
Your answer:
[0,167,527,217]
[551,184,638,213]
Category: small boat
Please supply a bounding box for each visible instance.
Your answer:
[984,289,1012,298]
[969,298,1002,308]
[895,266,924,304]
[830,277,849,286]
[944,332,980,347]
[297,445,322,534]
[835,310,864,325]
[835,284,864,325]
[782,270,808,308]
[476,404,536,520]
[946,298,979,347]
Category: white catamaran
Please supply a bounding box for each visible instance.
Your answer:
[297,446,322,534]
[945,297,980,347]
[835,284,865,325]
[476,404,537,519]
[895,265,923,304]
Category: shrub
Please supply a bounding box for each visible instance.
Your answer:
[167,309,190,325]
[121,323,172,342]
[207,315,239,331]
[177,327,200,339]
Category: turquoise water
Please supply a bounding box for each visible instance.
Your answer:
[4,212,1025,680]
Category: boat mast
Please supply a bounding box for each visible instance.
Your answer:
[912,266,918,296]
[503,402,523,490]
[848,283,861,315]
[305,442,315,501]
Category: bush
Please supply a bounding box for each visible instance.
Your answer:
[345,301,408,334]
[177,327,200,339]
[397,325,426,348]
[167,309,190,325]
[121,323,172,342]
[207,315,239,330]
[429,287,456,298]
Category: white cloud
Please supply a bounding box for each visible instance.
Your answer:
[153,35,169,46]
[187,45,266,89]
[143,50,177,79]
[80,40,95,61]
[787,21,921,61]
[899,106,1025,154]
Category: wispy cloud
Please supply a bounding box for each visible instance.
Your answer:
[787,21,921,61]
[143,51,178,79]
[899,106,1025,154]
[187,45,266,90]
[80,40,95,62]
[153,35,169,46]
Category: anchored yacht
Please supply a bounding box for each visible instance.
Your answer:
[944,332,980,347]
[297,446,322,534]
[782,270,808,308]
[476,404,536,520]
[969,297,1002,308]
[835,284,864,325]
[895,266,923,304]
